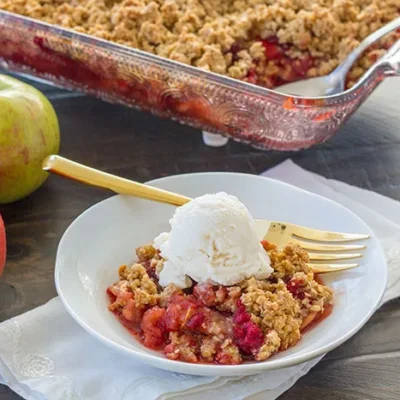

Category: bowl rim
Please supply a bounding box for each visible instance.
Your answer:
[55,172,387,375]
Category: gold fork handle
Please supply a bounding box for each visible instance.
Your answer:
[42,155,192,206]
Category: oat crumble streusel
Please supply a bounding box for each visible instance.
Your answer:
[106,241,334,364]
[1,0,399,89]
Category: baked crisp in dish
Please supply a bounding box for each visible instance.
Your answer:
[0,0,399,89]
[107,241,333,364]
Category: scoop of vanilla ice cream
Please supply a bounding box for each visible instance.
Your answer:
[153,192,273,288]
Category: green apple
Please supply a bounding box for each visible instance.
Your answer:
[0,214,5,277]
[0,75,60,204]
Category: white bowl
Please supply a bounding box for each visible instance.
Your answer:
[55,173,387,376]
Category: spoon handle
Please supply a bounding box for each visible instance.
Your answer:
[335,17,400,79]
[380,39,400,76]
[42,155,191,206]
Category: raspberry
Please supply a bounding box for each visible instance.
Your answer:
[186,312,206,330]
[232,300,251,324]
[232,301,263,354]
[233,321,264,354]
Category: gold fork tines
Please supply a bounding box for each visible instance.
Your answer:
[308,263,359,274]
[292,238,366,252]
[308,252,362,261]
[265,222,369,274]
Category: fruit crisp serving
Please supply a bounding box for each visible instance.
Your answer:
[107,241,333,364]
[1,0,399,89]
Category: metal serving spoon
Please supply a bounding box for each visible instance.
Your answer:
[276,17,400,97]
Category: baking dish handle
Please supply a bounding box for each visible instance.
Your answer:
[379,39,400,77]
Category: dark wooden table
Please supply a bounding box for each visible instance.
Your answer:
[1,71,400,400]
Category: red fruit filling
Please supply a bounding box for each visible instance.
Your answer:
[287,277,306,300]
[141,307,167,349]
[122,299,145,324]
[261,38,283,60]
[193,283,217,306]
[243,36,315,88]
[186,312,206,330]
[232,300,251,324]
[232,301,263,354]
[233,322,264,354]
[165,294,204,331]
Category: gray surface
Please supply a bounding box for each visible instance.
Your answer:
[0,71,400,399]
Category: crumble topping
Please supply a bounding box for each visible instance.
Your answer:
[117,263,159,307]
[255,330,281,361]
[215,338,242,365]
[266,242,312,280]
[200,335,220,361]
[164,332,200,363]
[107,242,333,364]
[1,0,399,87]
[287,272,334,317]
[240,277,302,350]
[136,244,157,262]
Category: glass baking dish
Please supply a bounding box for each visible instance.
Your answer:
[0,10,399,151]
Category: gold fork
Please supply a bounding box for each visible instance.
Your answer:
[42,155,369,274]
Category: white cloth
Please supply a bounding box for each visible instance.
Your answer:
[1,160,400,400]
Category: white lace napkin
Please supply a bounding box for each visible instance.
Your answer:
[1,160,400,400]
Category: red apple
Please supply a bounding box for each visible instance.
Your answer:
[0,74,60,204]
[0,214,5,276]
